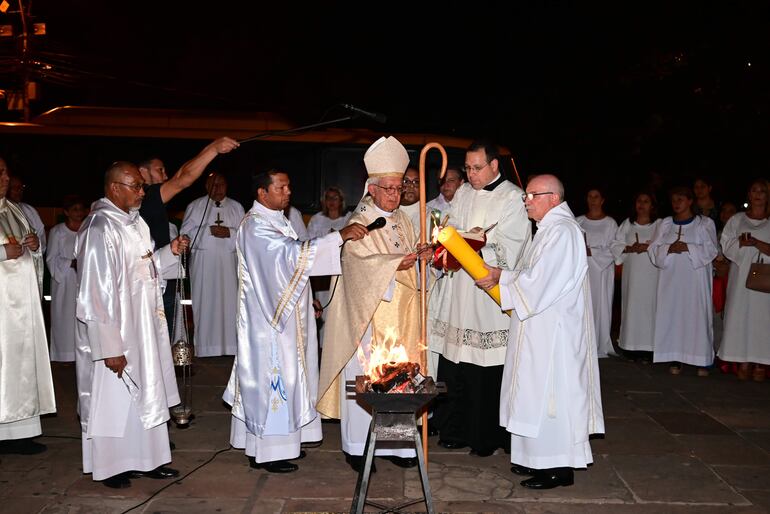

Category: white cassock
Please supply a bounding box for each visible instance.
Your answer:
[610,219,661,352]
[18,202,46,254]
[577,215,618,358]
[181,196,245,357]
[718,213,770,365]
[286,206,309,241]
[223,200,342,464]
[46,222,80,361]
[648,216,718,366]
[399,202,431,242]
[426,193,452,217]
[75,198,180,481]
[429,178,530,367]
[0,198,55,441]
[499,202,604,469]
[307,210,352,347]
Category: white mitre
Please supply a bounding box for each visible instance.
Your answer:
[360,136,410,200]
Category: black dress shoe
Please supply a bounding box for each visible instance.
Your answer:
[510,463,537,476]
[381,456,418,468]
[301,440,322,448]
[102,473,131,489]
[248,457,298,473]
[0,438,47,455]
[470,447,496,457]
[344,453,376,474]
[520,468,574,489]
[437,439,468,450]
[129,466,180,479]
[290,450,306,460]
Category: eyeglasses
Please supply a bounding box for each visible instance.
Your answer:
[521,191,555,201]
[113,181,145,193]
[463,162,490,174]
[402,178,420,188]
[373,184,403,195]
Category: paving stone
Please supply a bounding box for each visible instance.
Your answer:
[145,496,251,513]
[611,454,751,504]
[674,434,770,465]
[625,390,699,413]
[168,411,233,452]
[648,411,733,435]
[188,384,229,413]
[740,489,770,512]
[155,450,260,498]
[589,417,685,456]
[703,407,770,431]
[712,465,770,491]
[39,497,139,513]
[740,430,770,454]
[597,390,649,419]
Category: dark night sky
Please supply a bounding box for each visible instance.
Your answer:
[2,1,770,213]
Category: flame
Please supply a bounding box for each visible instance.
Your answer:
[357,326,410,382]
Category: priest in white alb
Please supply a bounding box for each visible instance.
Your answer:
[75,161,189,488]
[0,157,55,455]
[223,169,367,473]
[318,136,433,473]
[476,174,604,490]
[181,172,245,356]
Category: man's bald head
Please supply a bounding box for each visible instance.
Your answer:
[524,174,564,221]
[104,161,146,212]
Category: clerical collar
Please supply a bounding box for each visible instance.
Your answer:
[373,203,395,218]
[482,174,504,192]
[673,216,695,225]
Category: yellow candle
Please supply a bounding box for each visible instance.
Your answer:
[437,226,508,314]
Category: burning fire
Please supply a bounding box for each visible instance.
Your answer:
[357,326,410,382]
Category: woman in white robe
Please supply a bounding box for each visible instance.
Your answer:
[648,186,718,375]
[718,179,770,382]
[611,192,660,356]
[577,188,618,358]
[46,196,88,362]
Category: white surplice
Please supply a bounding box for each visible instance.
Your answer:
[429,179,531,367]
[286,206,309,241]
[648,216,718,366]
[718,213,770,365]
[498,202,604,469]
[223,200,342,463]
[46,222,80,361]
[75,198,180,480]
[0,198,55,440]
[181,195,245,357]
[577,215,618,358]
[610,219,661,352]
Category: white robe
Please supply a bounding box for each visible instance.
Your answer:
[577,215,618,358]
[46,223,80,361]
[718,213,770,365]
[223,201,342,463]
[181,196,245,357]
[75,198,180,480]
[18,202,46,254]
[425,194,452,376]
[306,211,352,346]
[648,216,718,366]
[0,198,55,440]
[429,179,531,366]
[610,219,661,352]
[499,202,604,469]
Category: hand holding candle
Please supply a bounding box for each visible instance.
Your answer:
[437,226,509,314]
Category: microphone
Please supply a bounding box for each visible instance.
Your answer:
[366,217,386,231]
[341,104,387,124]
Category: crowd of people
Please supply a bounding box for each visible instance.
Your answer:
[0,135,768,494]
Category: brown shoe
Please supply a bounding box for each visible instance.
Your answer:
[752,365,766,382]
[697,368,709,377]
[737,363,750,381]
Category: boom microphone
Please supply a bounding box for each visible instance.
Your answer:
[341,104,388,124]
[366,217,387,231]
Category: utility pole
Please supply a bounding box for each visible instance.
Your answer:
[17,0,29,121]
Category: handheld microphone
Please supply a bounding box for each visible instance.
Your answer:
[366,217,386,231]
[341,104,388,124]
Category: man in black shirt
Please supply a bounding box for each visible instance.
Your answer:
[138,137,240,336]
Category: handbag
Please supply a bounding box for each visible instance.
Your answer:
[745,253,770,293]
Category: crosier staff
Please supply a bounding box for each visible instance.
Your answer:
[418,142,447,468]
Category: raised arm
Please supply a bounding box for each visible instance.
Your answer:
[159,137,240,204]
